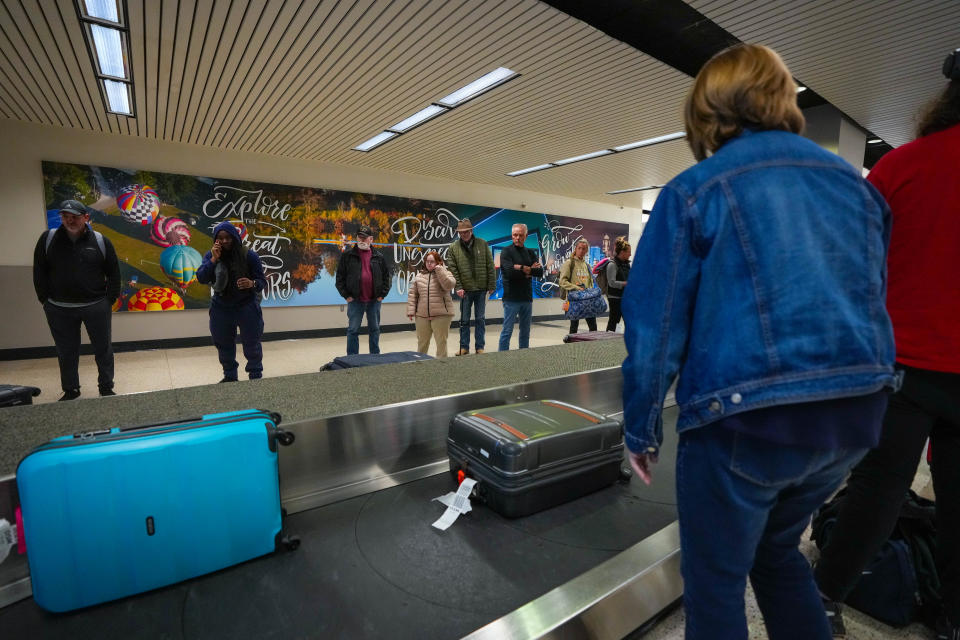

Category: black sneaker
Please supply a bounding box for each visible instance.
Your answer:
[99,388,116,396]
[822,597,846,638]
[58,389,81,401]
[936,615,960,640]
[219,377,238,383]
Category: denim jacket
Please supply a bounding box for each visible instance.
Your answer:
[622,129,898,456]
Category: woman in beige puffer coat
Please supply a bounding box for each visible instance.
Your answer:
[406,251,456,357]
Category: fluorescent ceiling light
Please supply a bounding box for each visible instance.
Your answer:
[554,149,613,165]
[867,138,883,144]
[90,24,126,78]
[606,185,665,195]
[103,79,131,115]
[437,67,517,107]
[506,164,554,177]
[796,85,807,93]
[388,105,447,133]
[612,131,685,152]
[353,131,398,152]
[81,0,120,23]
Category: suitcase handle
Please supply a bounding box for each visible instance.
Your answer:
[119,416,203,432]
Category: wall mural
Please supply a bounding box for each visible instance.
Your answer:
[41,161,630,312]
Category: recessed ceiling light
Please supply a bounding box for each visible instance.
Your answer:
[506,130,686,176]
[437,67,518,107]
[353,131,398,152]
[506,164,554,177]
[352,67,520,152]
[89,24,127,78]
[606,185,665,195]
[80,0,121,24]
[388,105,448,133]
[554,149,613,166]
[103,79,131,115]
[867,138,883,144]
[796,86,807,93]
[612,131,685,152]
[76,1,135,117]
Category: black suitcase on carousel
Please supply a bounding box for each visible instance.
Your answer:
[447,400,624,518]
[0,384,41,407]
[562,331,624,343]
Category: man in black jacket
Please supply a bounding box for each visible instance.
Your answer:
[335,225,392,355]
[33,200,121,400]
[498,223,543,351]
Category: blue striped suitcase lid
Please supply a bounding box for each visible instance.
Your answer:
[17,409,284,612]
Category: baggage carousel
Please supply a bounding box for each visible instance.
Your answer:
[0,346,682,639]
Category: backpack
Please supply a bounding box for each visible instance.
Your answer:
[592,257,611,295]
[811,488,940,627]
[45,227,106,257]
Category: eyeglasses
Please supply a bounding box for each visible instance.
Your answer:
[60,212,86,218]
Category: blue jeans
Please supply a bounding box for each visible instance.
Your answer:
[676,426,867,640]
[499,300,532,351]
[346,300,381,355]
[459,290,487,351]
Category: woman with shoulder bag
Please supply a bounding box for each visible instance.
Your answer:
[407,251,456,357]
[559,239,597,333]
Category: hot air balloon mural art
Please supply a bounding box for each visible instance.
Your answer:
[230,220,248,243]
[159,245,202,293]
[127,287,184,311]
[150,216,192,247]
[116,184,160,226]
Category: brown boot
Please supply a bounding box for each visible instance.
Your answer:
[455,348,469,356]
[475,348,484,354]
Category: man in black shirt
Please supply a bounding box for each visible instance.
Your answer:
[33,200,121,400]
[498,223,543,351]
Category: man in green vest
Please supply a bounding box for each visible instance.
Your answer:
[446,218,495,355]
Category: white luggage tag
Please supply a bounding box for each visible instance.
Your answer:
[0,518,16,564]
[431,478,478,531]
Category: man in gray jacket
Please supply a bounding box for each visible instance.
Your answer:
[446,218,495,354]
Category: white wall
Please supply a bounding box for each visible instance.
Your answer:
[0,119,644,350]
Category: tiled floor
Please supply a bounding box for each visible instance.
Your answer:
[0,322,936,638]
[0,320,575,402]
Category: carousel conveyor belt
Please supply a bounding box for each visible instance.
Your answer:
[1,421,678,639]
[0,346,682,638]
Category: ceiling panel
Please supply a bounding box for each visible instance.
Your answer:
[687,0,959,148]
[0,0,697,207]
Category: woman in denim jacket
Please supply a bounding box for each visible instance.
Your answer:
[621,44,898,639]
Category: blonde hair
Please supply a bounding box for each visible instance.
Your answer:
[684,44,804,161]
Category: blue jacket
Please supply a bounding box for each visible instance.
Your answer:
[622,129,898,456]
[196,221,266,307]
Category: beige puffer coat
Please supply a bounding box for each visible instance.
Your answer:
[406,265,456,318]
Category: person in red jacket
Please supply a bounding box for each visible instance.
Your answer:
[815,51,960,638]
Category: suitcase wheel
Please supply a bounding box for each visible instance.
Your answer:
[282,535,301,551]
[276,430,295,446]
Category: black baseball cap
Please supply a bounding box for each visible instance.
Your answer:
[59,200,87,216]
[357,224,373,237]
